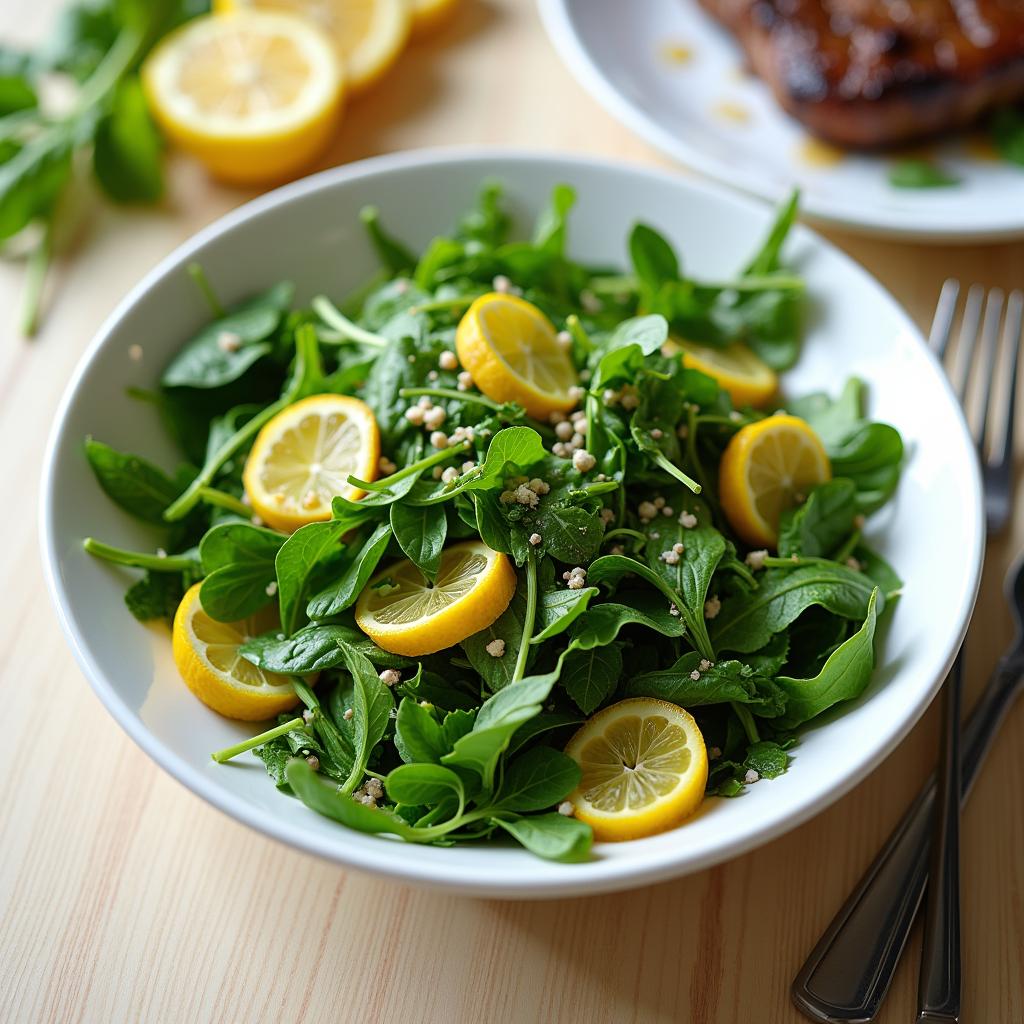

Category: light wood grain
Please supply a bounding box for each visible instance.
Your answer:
[2,2,1023,1021]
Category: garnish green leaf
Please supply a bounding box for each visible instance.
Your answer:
[275,519,348,636]
[239,622,407,673]
[390,501,447,580]
[492,813,592,863]
[93,77,163,203]
[306,522,393,621]
[84,438,180,523]
[778,479,858,558]
[560,642,623,714]
[887,159,960,189]
[394,697,447,764]
[494,746,580,811]
[385,762,464,807]
[340,647,395,795]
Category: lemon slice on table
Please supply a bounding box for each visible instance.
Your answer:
[664,336,777,408]
[243,394,380,532]
[719,414,831,548]
[142,11,344,185]
[355,540,516,656]
[172,583,299,721]
[216,0,411,92]
[565,698,709,842]
[410,0,458,33]
[455,293,578,419]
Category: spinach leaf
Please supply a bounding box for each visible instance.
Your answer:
[394,697,447,764]
[776,589,879,728]
[442,662,563,789]
[93,77,163,203]
[200,521,285,571]
[239,622,407,672]
[360,204,417,274]
[507,710,581,755]
[84,438,179,523]
[569,597,688,649]
[306,522,393,620]
[390,501,447,580]
[462,579,528,692]
[710,564,878,654]
[464,427,547,491]
[494,747,580,812]
[531,562,598,643]
[385,762,464,808]
[744,740,790,779]
[199,521,284,621]
[532,505,604,564]
[778,479,858,558]
[340,648,395,794]
[492,813,592,863]
[275,519,348,636]
[161,281,293,389]
[124,571,184,622]
[560,642,623,714]
[888,159,960,189]
[629,225,680,296]
[992,106,1024,166]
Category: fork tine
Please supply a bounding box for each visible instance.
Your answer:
[930,279,960,358]
[991,290,1024,468]
[952,284,985,401]
[974,289,1005,456]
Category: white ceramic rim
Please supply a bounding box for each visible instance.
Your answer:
[40,146,985,897]
[537,0,1024,243]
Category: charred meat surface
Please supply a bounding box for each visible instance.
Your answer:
[699,0,1024,147]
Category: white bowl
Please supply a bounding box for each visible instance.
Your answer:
[41,149,983,898]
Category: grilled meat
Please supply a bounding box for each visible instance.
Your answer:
[698,0,1024,147]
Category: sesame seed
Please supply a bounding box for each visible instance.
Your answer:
[407,355,416,364]
[529,533,542,546]
[306,755,320,771]
[433,466,444,480]
[441,466,460,484]
[572,449,596,472]
[379,456,397,475]
[557,801,575,817]
[439,350,458,370]
[462,461,476,473]
[699,659,713,672]
[704,594,721,619]
[660,550,680,565]
[379,668,401,686]
[343,707,354,721]
[556,330,572,349]
[600,508,615,525]
[457,371,473,391]
[654,497,666,509]
[430,431,449,449]
[156,548,167,559]
[689,670,701,681]
[265,581,278,597]
[423,407,447,431]
[427,370,439,382]
[650,428,663,439]
[745,549,768,570]
[638,501,658,521]
[529,478,550,495]
[128,344,143,362]
[485,638,506,657]
[568,385,586,402]
[417,396,433,409]
[846,557,862,572]
[744,769,760,784]
[493,274,512,293]
[555,420,574,441]
[404,406,425,425]
[678,511,698,529]
[580,289,602,313]
[662,506,674,517]
[217,330,242,352]
[672,542,684,554]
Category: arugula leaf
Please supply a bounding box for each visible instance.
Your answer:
[84,438,179,523]
[390,501,446,580]
[340,647,395,794]
[560,642,623,714]
[492,813,592,862]
[360,205,417,274]
[394,697,447,764]
[494,746,580,811]
[161,281,294,389]
[386,762,464,808]
[776,589,879,728]
[569,597,688,649]
[711,564,878,654]
[306,522,393,621]
[275,519,347,636]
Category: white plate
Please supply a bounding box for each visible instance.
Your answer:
[41,149,983,898]
[539,0,1024,242]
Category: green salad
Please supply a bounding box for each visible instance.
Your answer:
[83,183,904,862]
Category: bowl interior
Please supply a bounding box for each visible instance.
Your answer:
[42,150,982,897]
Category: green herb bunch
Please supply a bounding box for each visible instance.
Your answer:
[83,182,904,861]
[1,0,208,334]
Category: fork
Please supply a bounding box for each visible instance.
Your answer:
[791,282,1024,1023]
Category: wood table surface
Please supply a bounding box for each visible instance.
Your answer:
[2,2,1023,1021]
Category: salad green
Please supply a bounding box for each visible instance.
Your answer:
[83,182,904,861]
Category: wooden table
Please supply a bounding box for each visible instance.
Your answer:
[3,2,1023,1021]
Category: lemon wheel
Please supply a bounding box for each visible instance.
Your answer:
[243,393,380,532]
[216,0,411,92]
[455,293,578,419]
[666,336,777,408]
[355,540,516,656]
[719,414,831,548]
[142,11,344,185]
[565,698,708,842]
[172,583,300,721]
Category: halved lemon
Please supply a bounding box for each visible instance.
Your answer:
[172,583,300,720]
[565,698,708,842]
[355,540,516,656]
[216,0,411,92]
[243,394,380,532]
[411,0,458,33]
[664,336,777,408]
[455,293,578,419]
[142,11,344,185]
[719,414,831,548]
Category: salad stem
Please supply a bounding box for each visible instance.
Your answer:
[211,718,305,763]
[511,555,538,684]
[732,704,761,746]
[603,528,648,545]
[197,486,253,519]
[83,538,196,573]
[409,296,476,315]
[20,220,52,338]
[833,529,862,564]
[564,314,594,353]
[348,442,467,492]
[650,449,702,495]
[187,262,225,318]
[398,386,504,412]
[312,296,388,348]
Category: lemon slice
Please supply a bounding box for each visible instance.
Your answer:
[565,698,708,842]
[172,583,300,721]
[243,394,380,532]
[142,11,344,185]
[455,293,578,419]
[719,414,831,548]
[664,336,777,408]
[411,0,458,33]
[217,0,411,91]
[355,540,516,656]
